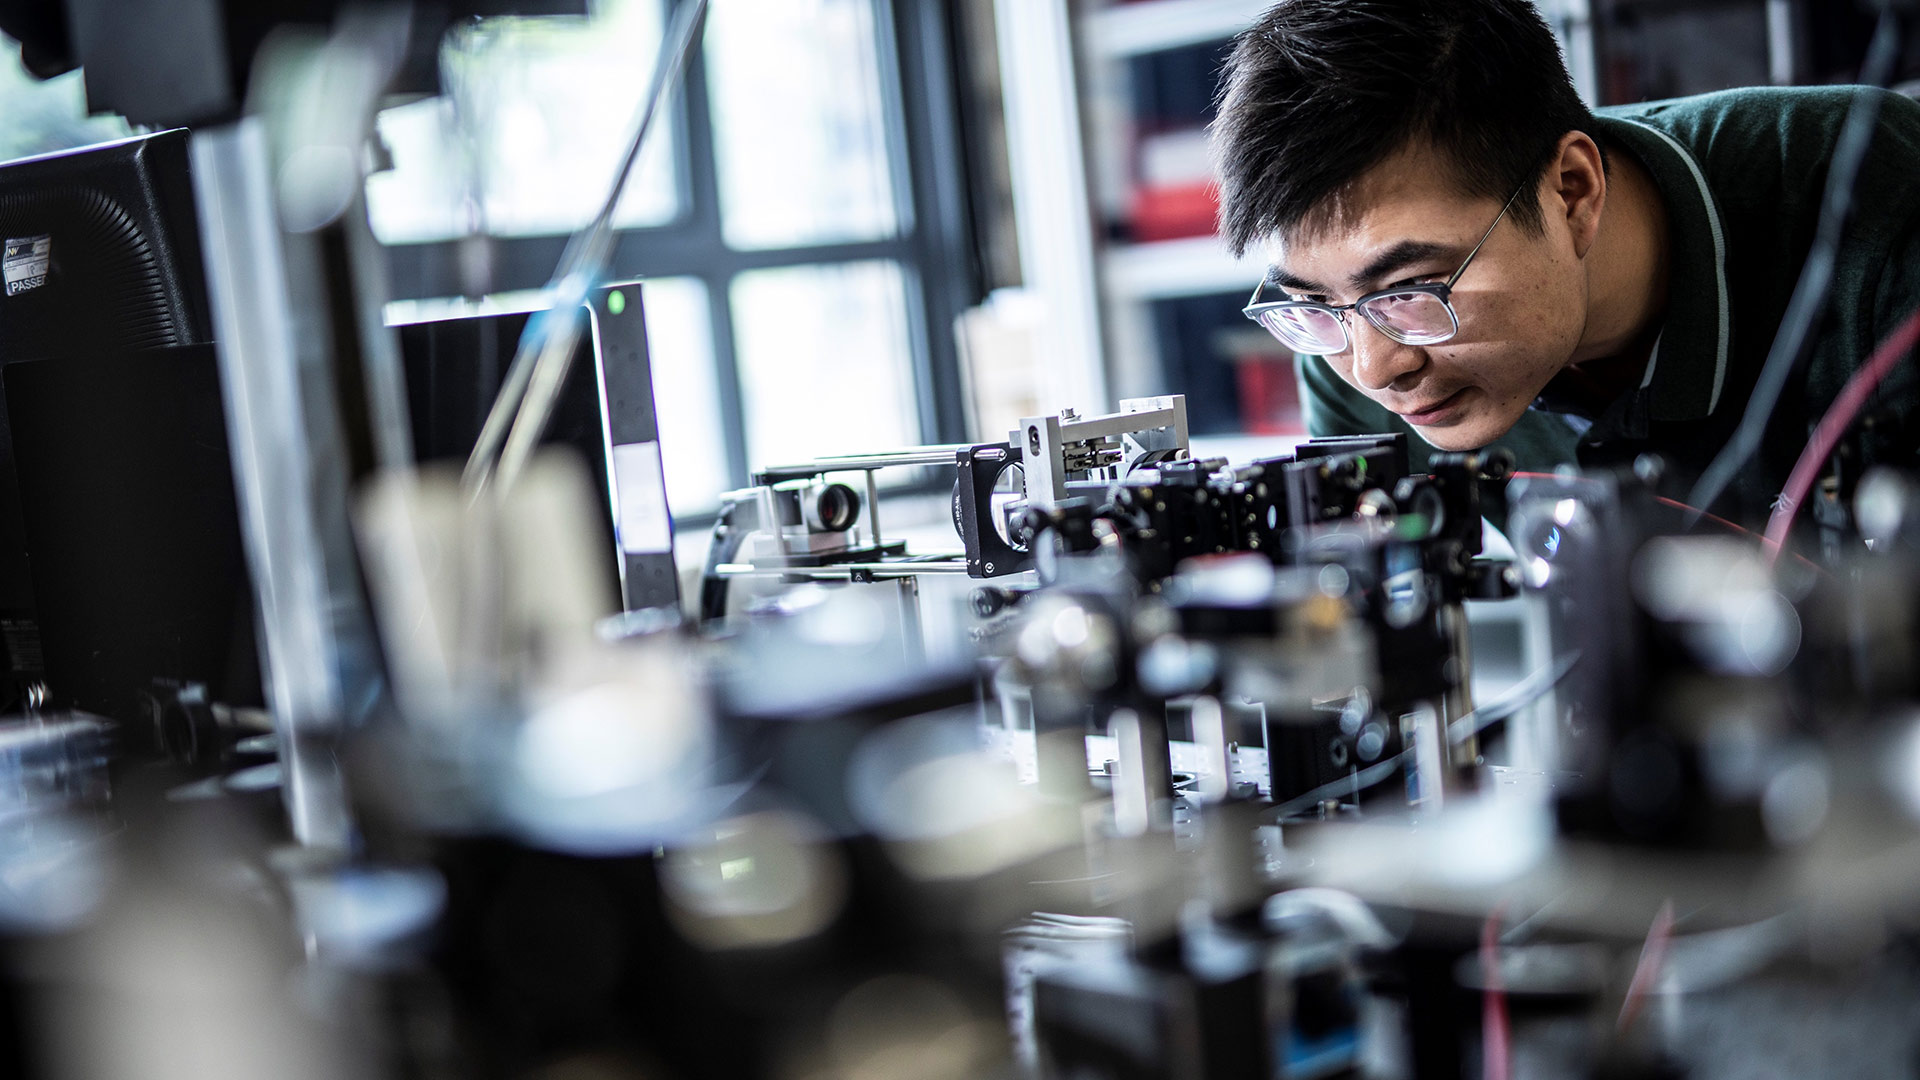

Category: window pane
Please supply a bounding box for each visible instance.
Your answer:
[731,261,917,467]
[0,45,135,161]
[367,0,678,244]
[367,97,468,243]
[705,0,901,250]
[637,277,728,515]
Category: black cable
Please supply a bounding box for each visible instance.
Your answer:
[1268,650,1582,819]
[1444,649,1583,745]
[1686,11,1905,517]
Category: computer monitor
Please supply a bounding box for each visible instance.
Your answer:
[388,286,681,615]
[0,129,227,720]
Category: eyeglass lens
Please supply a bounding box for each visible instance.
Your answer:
[1362,290,1457,345]
[1255,305,1346,353]
[1255,290,1458,353]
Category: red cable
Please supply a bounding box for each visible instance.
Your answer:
[1480,905,1510,1080]
[1651,496,1766,542]
[1512,473,1757,537]
[1763,304,1920,565]
[1617,900,1675,1033]
[1510,472,1825,574]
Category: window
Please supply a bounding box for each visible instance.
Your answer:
[731,260,918,465]
[374,0,978,517]
[0,43,136,162]
[704,0,900,250]
[641,275,728,512]
[367,1,679,242]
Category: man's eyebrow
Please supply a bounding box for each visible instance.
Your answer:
[1266,239,1458,298]
[1265,267,1327,294]
[1349,240,1454,293]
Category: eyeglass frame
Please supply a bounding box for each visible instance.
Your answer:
[1241,179,1531,354]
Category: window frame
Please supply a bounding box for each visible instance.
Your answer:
[379,0,982,511]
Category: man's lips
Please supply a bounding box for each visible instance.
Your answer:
[1393,388,1469,425]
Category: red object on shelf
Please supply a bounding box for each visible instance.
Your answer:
[1232,354,1305,435]
[1129,180,1219,242]
[1129,125,1219,241]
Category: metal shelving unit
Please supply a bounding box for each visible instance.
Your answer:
[1077,1,1275,434]
[1101,234,1264,303]
[1084,0,1271,60]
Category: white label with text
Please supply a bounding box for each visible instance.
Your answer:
[3,235,50,296]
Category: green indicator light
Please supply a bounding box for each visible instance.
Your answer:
[607,289,627,315]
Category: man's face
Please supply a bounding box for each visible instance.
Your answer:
[1265,143,1590,451]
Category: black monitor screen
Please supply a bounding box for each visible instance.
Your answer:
[390,288,680,614]
[0,129,215,715]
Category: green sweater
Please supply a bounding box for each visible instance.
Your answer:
[1299,86,1920,525]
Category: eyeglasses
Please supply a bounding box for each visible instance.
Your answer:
[1242,181,1528,355]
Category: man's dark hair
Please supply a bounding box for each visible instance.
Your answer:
[1212,0,1601,256]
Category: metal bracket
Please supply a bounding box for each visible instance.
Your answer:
[952,442,1032,579]
[1015,395,1189,512]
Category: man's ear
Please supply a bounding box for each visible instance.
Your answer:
[1549,131,1607,259]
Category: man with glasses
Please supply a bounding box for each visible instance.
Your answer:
[1213,0,1920,525]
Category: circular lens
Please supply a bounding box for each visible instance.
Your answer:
[1256,305,1346,353]
[805,483,861,532]
[1363,290,1457,345]
[992,463,1028,552]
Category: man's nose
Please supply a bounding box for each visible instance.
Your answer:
[1347,319,1427,392]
